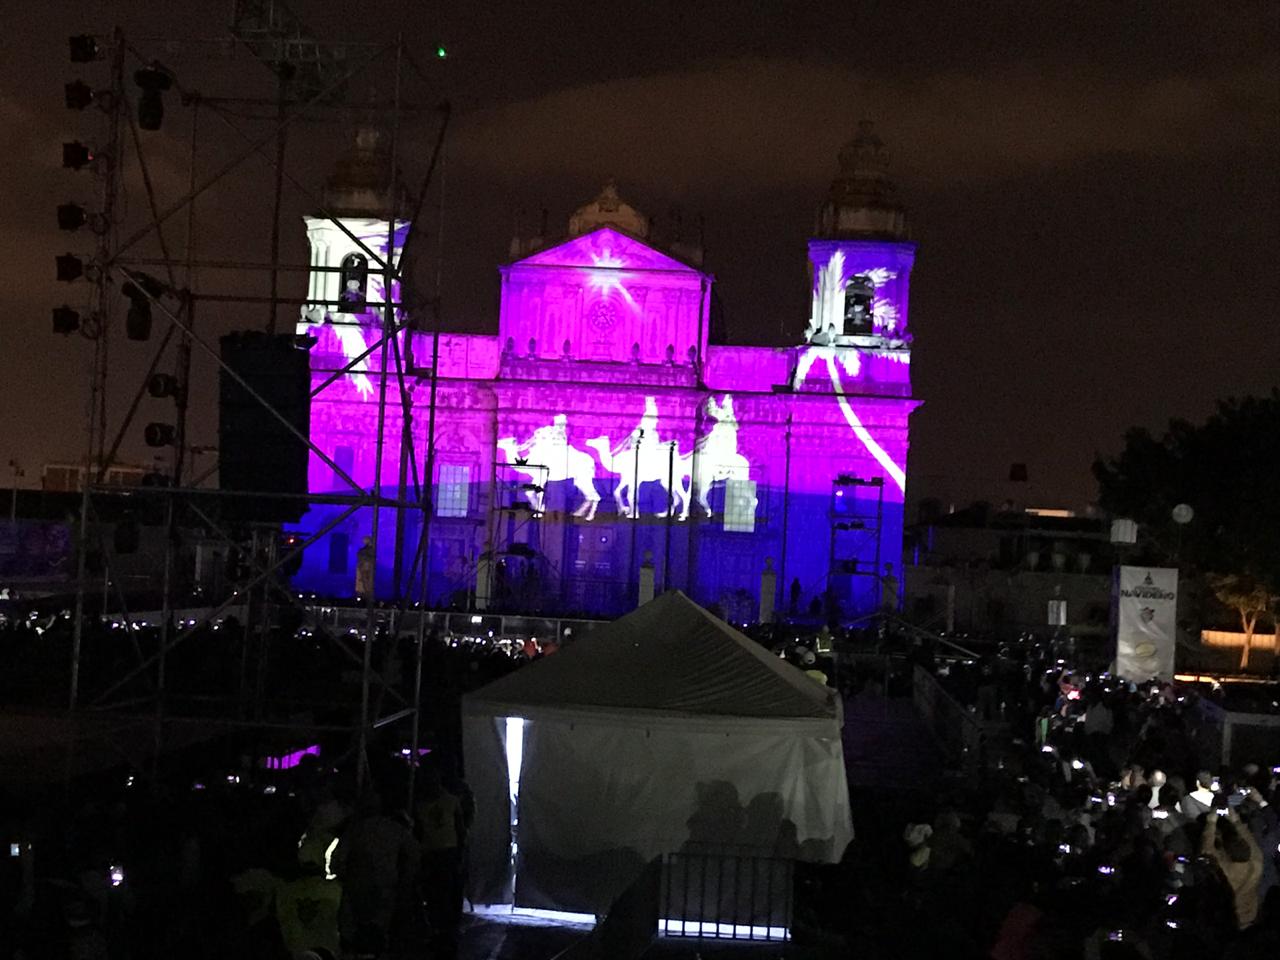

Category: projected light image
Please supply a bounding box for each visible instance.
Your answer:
[297,217,411,398]
[807,251,903,343]
[294,195,916,619]
[497,394,752,522]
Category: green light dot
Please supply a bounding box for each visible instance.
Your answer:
[436,46,447,59]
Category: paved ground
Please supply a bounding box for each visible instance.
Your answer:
[457,912,588,959]
[842,693,942,792]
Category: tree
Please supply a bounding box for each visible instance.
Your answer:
[1208,574,1276,669]
[1094,389,1280,665]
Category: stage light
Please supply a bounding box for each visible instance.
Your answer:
[56,254,85,282]
[134,65,173,131]
[147,373,180,398]
[52,306,81,335]
[65,80,94,110]
[57,203,88,231]
[69,35,101,63]
[144,422,176,447]
[62,141,94,170]
[121,281,153,341]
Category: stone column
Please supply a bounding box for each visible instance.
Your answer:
[475,551,491,611]
[759,557,777,624]
[638,550,655,606]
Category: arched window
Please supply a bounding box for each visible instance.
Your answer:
[338,253,368,313]
[844,273,875,334]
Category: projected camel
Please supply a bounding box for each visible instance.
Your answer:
[686,394,752,521]
[584,397,689,519]
[496,415,602,520]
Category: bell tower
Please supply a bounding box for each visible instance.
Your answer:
[804,122,915,347]
[298,123,409,333]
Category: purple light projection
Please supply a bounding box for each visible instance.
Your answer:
[294,223,917,621]
[262,743,321,771]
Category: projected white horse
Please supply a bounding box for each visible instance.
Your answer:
[685,394,752,520]
[584,397,689,519]
[496,415,602,520]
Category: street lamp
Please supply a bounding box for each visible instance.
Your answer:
[7,460,24,525]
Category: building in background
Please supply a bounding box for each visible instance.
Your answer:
[903,500,1114,638]
[41,462,149,492]
[293,123,919,620]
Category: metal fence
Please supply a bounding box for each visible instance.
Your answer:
[658,850,793,942]
[913,664,985,771]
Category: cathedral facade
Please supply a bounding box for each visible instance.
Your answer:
[293,123,918,622]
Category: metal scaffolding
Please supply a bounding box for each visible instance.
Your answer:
[59,3,450,799]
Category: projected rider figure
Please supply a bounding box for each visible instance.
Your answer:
[686,395,751,521]
[586,397,687,519]
[502,395,754,523]
[497,415,603,520]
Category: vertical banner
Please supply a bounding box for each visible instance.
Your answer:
[1115,566,1178,681]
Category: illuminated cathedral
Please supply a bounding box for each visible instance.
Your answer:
[294,121,918,621]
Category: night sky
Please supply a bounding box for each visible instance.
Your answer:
[3,1,1276,508]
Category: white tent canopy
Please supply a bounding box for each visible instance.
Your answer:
[462,590,854,914]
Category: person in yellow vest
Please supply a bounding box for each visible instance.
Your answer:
[414,765,465,957]
[275,863,341,959]
[331,791,418,956]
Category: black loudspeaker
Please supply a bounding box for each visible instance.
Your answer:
[219,332,311,522]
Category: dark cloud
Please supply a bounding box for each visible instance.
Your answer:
[2,1,1276,506]
[446,59,1273,190]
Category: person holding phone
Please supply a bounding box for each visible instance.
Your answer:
[1200,807,1264,929]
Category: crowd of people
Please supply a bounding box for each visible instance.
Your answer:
[0,623,546,960]
[4,598,1280,959]
[813,635,1280,959]
[2,751,482,960]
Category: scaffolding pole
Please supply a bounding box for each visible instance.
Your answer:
[60,14,447,793]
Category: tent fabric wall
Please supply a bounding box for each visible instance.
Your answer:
[462,714,514,905]
[511,714,851,914]
[460,591,855,914]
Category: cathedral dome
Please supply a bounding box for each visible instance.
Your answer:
[817,121,909,241]
[322,124,407,219]
[568,180,649,239]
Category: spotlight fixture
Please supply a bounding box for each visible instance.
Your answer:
[57,203,88,231]
[56,254,85,283]
[120,281,153,341]
[62,141,94,171]
[144,423,176,447]
[133,65,173,131]
[147,373,180,398]
[69,35,101,64]
[65,80,94,111]
[52,306,81,335]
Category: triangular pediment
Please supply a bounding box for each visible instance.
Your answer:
[513,227,701,274]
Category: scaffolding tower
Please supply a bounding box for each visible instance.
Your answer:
[55,3,450,798]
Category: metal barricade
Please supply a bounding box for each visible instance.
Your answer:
[658,850,793,942]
